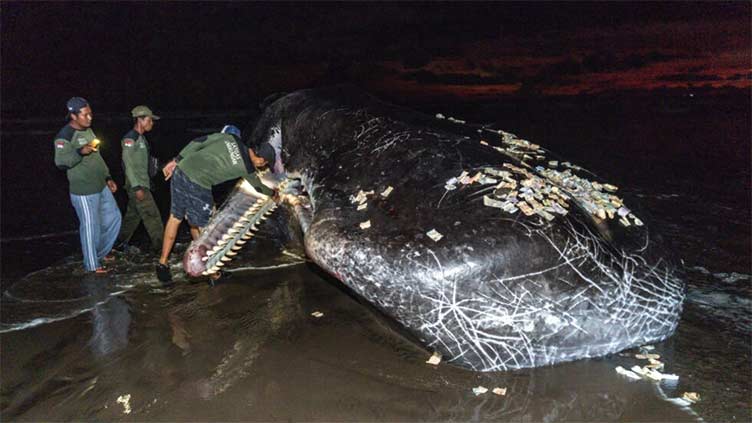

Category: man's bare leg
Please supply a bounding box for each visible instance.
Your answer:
[159,215,183,265]
[189,225,201,241]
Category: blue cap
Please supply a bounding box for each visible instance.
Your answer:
[221,124,241,138]
[66,97,89,114]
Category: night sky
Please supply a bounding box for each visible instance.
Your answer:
[2,2,750,114]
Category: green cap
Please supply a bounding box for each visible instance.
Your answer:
[131,105,160,120]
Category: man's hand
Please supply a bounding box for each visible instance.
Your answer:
[285,195,302,207]
[278,193,303,207]
[135,189,145,201]
[107,179,118,193]
[79,145,94,155]
[163,160,177,181]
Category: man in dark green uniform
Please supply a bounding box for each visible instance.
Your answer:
[115,105,164,253]
[156,125,276,282]
[54,97,121,273]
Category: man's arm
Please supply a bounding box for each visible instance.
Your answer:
[99,154,117,193]
[242,172,274,196]
[53,138,85,170]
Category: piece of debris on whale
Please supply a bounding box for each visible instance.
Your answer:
[184,85,685,372]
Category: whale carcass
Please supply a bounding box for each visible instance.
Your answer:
[184,86,684,371]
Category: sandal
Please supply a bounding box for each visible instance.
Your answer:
[94,267,110,274]
[103,254,116,262]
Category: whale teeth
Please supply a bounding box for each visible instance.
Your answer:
[202,256,209,262]
[230,246,241,252]
[220,256,232,262]
[215,261,225,267]
[238,217,250,223]
[227,228,239,235]
[241,234,251,240]
[233,222,246,229]
[201,271,209,276]
[236,240,247,245]
[210,245,222,255]
[208,266,220,273]
[221,233,234,241]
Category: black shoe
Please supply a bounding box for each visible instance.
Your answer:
[156,263,172,283]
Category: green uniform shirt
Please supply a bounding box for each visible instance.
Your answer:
[121,129,155,191]
[176,133,254,189]
[53,125,112,195]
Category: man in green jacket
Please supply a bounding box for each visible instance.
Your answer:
[54,97,121,273]
[115,105,164,253]
[156,125,276,282]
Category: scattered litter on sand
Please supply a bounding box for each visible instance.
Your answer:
[381,186,394,198]
[615,366,641,380]
[426,229,443,242]
[359,220,371,230]
[682,392,701,403]
[472,386,488,396]
[635,353,661,360]
[492,387,507,396]
[426,351,442,365]
[116,394,132,414]
[640,345,656,351]
[311,311,324,318]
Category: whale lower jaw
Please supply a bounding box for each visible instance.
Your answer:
[183,179,277,277]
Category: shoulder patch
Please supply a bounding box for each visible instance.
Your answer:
[55,140,65,149]
[124,139,134,147]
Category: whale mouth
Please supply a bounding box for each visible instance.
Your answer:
[183,179,278,277]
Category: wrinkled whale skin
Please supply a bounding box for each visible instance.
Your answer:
[200,86,685,371]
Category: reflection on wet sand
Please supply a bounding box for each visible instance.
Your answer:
[83,276,131,358]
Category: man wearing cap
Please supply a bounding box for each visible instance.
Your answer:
[53,97,121,274]
[115,105,164,253]
[156,125,277,282]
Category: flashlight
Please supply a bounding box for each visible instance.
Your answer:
[90,139,101,151]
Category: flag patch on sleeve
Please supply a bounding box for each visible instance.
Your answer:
[55,141,65,149]
[124,140,134,147]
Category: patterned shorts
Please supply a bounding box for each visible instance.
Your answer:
[170,168,213,227]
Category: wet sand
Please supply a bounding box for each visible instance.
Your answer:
[1,233,746,422]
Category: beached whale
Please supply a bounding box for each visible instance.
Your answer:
[183,86,684,371]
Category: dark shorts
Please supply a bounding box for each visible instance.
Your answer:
[170,168,212,227]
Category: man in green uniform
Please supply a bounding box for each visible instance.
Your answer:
[156,125,276,282]
[115,105,164,253]
[54,97,121,273]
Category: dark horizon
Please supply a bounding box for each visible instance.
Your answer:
[2,2,750,115]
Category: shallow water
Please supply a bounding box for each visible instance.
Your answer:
[1,103,750,421]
